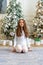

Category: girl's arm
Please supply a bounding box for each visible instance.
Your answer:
[13,33,16,47]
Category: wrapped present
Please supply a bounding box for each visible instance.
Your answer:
[34,38,41,45]
[9,40,12,46]
[3,40,6,45]
[41,39,43,44]
[35,41,41,45]
[3,40,12,46]
[34,38,40,41]
[31,39,35,44]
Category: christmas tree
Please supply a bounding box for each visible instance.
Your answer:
[1,0,23,39]
[32,0,43,39]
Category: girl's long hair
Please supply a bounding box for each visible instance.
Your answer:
[16,19,29,37]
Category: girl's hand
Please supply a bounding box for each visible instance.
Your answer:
[28,47,32,51]
[11,47,16,52]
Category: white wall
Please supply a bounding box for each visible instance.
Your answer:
[19,0,38,20]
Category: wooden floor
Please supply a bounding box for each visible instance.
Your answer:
[0,44,43,47]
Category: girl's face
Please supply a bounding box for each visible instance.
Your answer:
[19,20,24,28]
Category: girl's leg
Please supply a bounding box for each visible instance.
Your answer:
[22,46,28,53]
[16,45,22,53]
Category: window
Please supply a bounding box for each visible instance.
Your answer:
[0,0,7,14]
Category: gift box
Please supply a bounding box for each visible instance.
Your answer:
[31,39,35,44]
[41,40,43,44]
[3,40,12,46]
[35,41,41,45]
[34,38,41,45]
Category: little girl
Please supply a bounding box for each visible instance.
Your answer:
[12,19,32,53]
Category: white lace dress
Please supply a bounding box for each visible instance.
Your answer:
[14,30,31,52]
